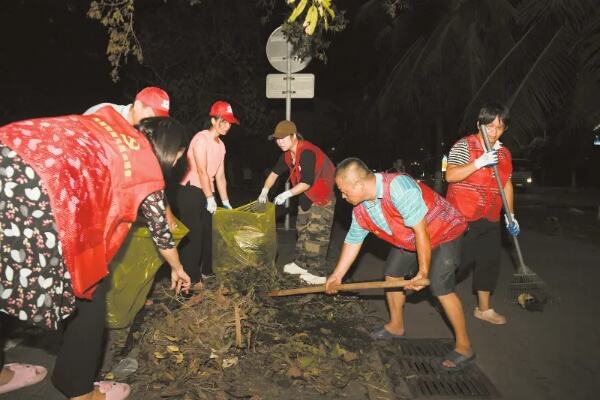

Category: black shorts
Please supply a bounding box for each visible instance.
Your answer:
[383,236,462,296]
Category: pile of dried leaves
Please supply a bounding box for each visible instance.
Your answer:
[108,269,389,399]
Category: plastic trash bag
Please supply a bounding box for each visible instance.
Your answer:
[212,201,277,282]
[106,219,188,329]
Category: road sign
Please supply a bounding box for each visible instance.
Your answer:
[266,26,311,73]
[266,74,315,99]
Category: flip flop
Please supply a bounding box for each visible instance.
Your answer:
[440,350,476,371]
[0,363,48,394]
[369,326,406,340]
[94,381,131,400]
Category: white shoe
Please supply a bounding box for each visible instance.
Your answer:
[474,307,507,325]
[299,273,327,285]
[283,262,308,275]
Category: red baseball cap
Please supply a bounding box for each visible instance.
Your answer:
[209,100,239,124]
[135,87,170,117]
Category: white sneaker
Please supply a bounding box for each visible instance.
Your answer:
[299,273,327,285]
[283,262,308,275]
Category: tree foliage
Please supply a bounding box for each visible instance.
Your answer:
[87,0,347,81]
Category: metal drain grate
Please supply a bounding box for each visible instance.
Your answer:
[377,338,501,399]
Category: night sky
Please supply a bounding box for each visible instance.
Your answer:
[1,1,124,124]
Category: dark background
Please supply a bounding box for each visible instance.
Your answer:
[1,0,599,188]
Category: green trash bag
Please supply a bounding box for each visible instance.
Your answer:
[106,219,188,329]
[212,201,277,287]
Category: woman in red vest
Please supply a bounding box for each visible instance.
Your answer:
[258,120,336,284]
[446,103,519,325]
[0,113,191,399]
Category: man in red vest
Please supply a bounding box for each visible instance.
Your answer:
[326,158,474,371]
[446,103,518,325]
[258,120,336,284]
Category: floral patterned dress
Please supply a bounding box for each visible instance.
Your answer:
[0,144,174,330]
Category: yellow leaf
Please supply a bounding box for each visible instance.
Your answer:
[167,345,180,353]
[104,372,115,380]
[288,0,308,23]
[154,351,166,359]
[343,351,359,362]
[322,0,335,19]
[165,335,179,342]
[298,356,314,368]
[304,5,318,35]
[174,353,184,364]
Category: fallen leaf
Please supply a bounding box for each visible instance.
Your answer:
[342,351,359,362]
[222,356,238,368]
[174,353,184,364]
[286,365,303,378]
[154,351,166,359]
[166,345,180,353]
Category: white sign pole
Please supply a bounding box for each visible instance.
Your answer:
[284,41,292,230]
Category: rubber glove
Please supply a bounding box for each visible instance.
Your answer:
[222,200,232,209]
[206,196,217,214]
[274,190,293,205]
[258,188,269,204]
[504,213,520,236]
[474,150,498,169]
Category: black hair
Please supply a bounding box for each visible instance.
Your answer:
[335,157,374,180]
[478,103,510,129]
[135,117,186,180]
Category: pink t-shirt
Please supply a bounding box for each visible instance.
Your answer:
[180,130,226,192]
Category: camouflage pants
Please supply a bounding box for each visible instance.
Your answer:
[294,199,336,275]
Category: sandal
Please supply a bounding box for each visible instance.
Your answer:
[0,363,48,394]
[440,350,476,372]
[369,326,406,340]
[94,381,131,400]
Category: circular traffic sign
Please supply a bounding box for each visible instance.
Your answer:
[266,26,311,73]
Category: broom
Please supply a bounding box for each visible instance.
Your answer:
[479,125,554,308]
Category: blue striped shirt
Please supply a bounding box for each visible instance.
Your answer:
[344,174,428,245]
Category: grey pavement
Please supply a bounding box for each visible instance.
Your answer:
[3,187,600,399]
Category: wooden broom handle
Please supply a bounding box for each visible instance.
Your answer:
[266,279,430,297]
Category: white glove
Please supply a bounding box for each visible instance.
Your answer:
[222,200,232,209]
[258,187,269,204]
[274,190,293,205]
[206,196,217,214]
[474,150,498,169]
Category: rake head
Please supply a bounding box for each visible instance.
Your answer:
[507,272,558,311]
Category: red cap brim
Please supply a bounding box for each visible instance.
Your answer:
[221,114,239,124]
[153,109,170,117]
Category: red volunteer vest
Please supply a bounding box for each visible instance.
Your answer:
[0,106,164,298]
[446,134,512,222]
[353,174,467,251]
[284,140,335,205]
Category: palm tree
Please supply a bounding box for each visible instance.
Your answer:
[368,0,518,188]
[460,0,600,185]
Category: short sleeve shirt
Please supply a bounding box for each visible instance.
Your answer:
[180,130,226,193]
[447,137,502,166]
[344,174,428,245]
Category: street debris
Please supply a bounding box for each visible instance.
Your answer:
[105,269,388,399]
